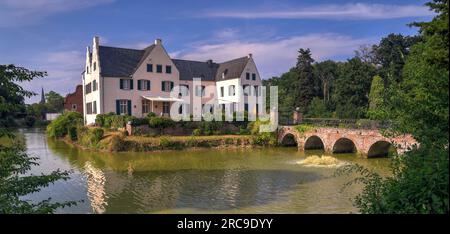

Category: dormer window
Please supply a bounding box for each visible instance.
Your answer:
[222,69,228,79]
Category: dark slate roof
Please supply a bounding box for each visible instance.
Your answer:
[215,56,249,81]
[98,46,145,77]
[98,45,249,80]
[172,59,219,81]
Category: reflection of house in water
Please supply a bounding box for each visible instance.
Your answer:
[82,160,315,213]
[83,162,108,214]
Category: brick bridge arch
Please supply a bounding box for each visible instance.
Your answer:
[278,126,418,157]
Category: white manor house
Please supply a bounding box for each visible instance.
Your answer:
[82,37,263,125]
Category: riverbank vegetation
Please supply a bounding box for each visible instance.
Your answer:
[336,0,449,214]
[0,64,76,214]
[46,111,277,152]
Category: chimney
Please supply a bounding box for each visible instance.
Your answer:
[247,53,253,58]
[206,59,213,67]
[155,38,162,45]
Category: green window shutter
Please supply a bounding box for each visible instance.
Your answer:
[137,80,142,90]
[119,79,123,89]
[116,100,120,114]
[147,81,151,90]
[127,100,132,115]
[130,80,134,90]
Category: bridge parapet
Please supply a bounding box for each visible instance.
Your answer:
[278,126,418,157]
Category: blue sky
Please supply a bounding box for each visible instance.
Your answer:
[0,0,434,103]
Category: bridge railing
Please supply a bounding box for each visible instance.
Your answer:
[281,118,391,130]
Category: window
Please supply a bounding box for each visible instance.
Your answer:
[156,64,163,73]
[252,73,256,80]
[93,101,97,114]
[195,85,205,97]
[142,100,151,114]
[138,80,151,91]
[243,85,250,96]
[162,102,170,114]
[85,82,92,94]
[244,103,249,112]
[222,69,228,79]
[161,81,174,92]
[166,65,172,74]
[92,80,97,91]
[246,72,250,80]
[86,102,92,114]
[93,62,97,71]
[147,64,153,72]
[220,87,224,97]
[119,100,128,115]
[86,66,89,74]
[179,84,189,96]
[228,85,235,96]
[71,104,77,111]
[120,79,133,90]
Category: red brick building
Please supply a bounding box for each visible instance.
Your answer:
[64,85,83,114]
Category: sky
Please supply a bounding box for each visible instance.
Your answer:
[0,0,435,103]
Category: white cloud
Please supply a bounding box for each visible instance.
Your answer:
[174,33,375,79]
[0,0,115,27]
[19,50,85,104]
[202,3,433,20]
[214,28,239,39]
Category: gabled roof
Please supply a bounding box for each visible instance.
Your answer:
[215,56,250,81]
[98,46,145,77]
[172,59,219,81]
[97,44,250,80]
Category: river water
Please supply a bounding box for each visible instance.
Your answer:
[19,128,391,214]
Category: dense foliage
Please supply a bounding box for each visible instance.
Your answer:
[46,111,83,138]
[337,0,449,214]
[1,64,76,214]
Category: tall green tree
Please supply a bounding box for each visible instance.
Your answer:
[313,60,339,107]
[45,91,64,113]
[333,58,376,119]
[0,64,75,214]
[367,75,385,120]
[0,65,46,128]
[339,0,449,214]
[373,34,419,86]
[295,48,315,113]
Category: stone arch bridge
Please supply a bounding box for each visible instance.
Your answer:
[278,126,418,158]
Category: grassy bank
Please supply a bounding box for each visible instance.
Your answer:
[67,131,254,152]
[47,111,277,152]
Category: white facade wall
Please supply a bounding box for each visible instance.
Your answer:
[82,37,263,125]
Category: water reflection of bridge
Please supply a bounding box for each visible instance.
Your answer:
[278,126,418,158]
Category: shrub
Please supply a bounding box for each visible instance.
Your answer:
[109,135,125,151]
[192,129,202,136]
[67,126,78,141]
[247,120,277,146]
[130,117,148,126]
[46,111,83,138]
[149,116,175,134]
[90,128,104,144]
